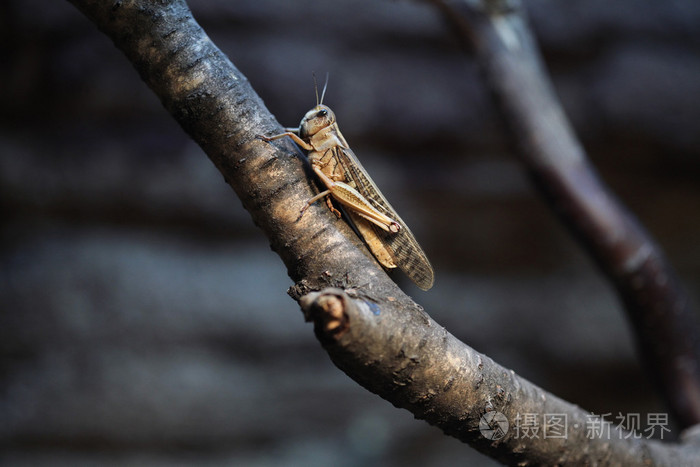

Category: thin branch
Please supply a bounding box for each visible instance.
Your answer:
[430,0,700,429]
[67,0,700,464]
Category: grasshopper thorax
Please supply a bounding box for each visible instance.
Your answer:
[299,105,336,138]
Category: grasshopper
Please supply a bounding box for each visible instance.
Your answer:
[259,78,434,290]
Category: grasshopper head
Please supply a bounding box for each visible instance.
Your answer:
[299,105,335,138]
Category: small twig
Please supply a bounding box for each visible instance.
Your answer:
[430,0,700,429]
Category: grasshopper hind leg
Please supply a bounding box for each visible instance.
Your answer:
[296,189,330,222]
[325,196,342,218]
[296,190,342,222]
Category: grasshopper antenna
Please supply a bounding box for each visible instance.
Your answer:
[320,72,329,106]
[313,72,320,106]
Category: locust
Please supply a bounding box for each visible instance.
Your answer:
[259,78,434,290]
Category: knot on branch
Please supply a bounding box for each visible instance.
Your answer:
[300,288,351,340]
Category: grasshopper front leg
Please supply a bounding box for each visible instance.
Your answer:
[258,130,314,152]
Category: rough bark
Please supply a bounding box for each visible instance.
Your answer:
[67,0,392,296]
[302,288,700,465]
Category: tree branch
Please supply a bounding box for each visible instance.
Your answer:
[430,0,700,429]
[67,0,700,464]
[301,288,699,465]
[67,0,395,296]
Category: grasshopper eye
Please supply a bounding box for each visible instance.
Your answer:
[317,109,328,118]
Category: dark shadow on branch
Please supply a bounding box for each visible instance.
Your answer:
[67,0,700,464]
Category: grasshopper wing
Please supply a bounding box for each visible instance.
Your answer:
[333,145,435,290]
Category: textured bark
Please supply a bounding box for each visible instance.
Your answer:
[67,0,392,295]
[302,289,700,465]
[67,0,700,464]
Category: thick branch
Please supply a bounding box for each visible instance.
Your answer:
[302,289,699,465]
[431,0,700,429]
[68,0,700,464]
[67,0,394,296]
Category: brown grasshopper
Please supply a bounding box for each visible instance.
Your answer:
[259,79,434,290]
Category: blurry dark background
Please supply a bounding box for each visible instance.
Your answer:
[1,1,699,465]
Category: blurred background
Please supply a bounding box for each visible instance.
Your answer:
[1,0,699,465]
